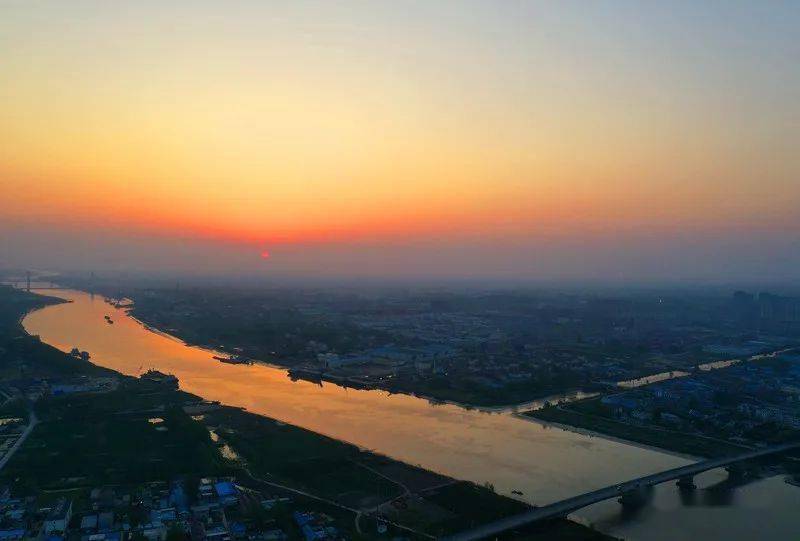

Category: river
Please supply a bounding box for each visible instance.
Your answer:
[22,289,800,540]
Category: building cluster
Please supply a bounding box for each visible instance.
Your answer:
[1,376,119,403]
[49,377,119,396]
[123,286,800,403]
[733,291,800,333]
[310,339,640,396]
[290,512,339,541]
[350,311,494,346]
[0,488,73,541]
[0,478,346,541]
[0,416,26,468]
[600,352,800,442]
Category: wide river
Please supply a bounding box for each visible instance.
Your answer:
[23,289,800,540]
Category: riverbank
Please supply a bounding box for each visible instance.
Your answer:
[288,366,600,413]
[513,412,704,462]
[123,301,599,412]
[127,312,587,414]
[525,400,753,459]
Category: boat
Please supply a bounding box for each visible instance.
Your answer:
[214,355,252,365]
[511,490,524,496]
[287,367,324,384]
[140,369,179,388]
[218,357,251,365]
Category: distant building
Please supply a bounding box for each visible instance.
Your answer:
[319,353,370,369]
[80,515,99,532]
[759,293,800,323]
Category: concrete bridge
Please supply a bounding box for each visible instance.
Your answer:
[443,441,800,541]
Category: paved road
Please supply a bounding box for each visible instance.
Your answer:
[443,441,800,541]
[0,410,38,472]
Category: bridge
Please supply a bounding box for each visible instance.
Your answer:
[443,441,800,541]
[0,282,68,291]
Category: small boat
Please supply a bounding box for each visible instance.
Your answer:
[511,490,524,496]
[288,368,323,384]
[214,355,252,365]
[140,369,179,388]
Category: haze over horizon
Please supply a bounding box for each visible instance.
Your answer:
[1,1,798,283]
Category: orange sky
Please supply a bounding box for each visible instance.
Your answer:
[1,2,798,280]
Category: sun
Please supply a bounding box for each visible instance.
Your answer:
[260,250,270,259]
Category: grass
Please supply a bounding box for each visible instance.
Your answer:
[202,407,404,509]
[2,384,227,493]
[527,399,750,458]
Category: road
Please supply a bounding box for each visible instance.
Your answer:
[0,410,38,472]
[238,466,435,539]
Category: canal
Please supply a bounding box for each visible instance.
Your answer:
[23,289,800,540]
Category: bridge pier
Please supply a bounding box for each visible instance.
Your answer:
[440,443,800,541]
[725,463,748,480]
[676,475,696,490]
[618,486,649,508]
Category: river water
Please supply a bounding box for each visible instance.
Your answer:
[22,289,800,540]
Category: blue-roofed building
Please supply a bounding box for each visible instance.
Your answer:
[229,522,246,539]
[214,482,238,506]
[292,512,335,541]
[292,512,313,527]
[0,529,26,541]
[214,482,236,498]
[300,525,325,541]
[169,483,189,515]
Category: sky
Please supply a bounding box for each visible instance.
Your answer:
[1,1,798,283]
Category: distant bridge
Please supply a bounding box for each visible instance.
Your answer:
[0,282,68,291]
[443,441,800,541]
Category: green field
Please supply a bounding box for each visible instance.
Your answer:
[3,385,227,493]
[527,400,750,458]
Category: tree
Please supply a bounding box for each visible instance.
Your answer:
[166,525,186,541]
